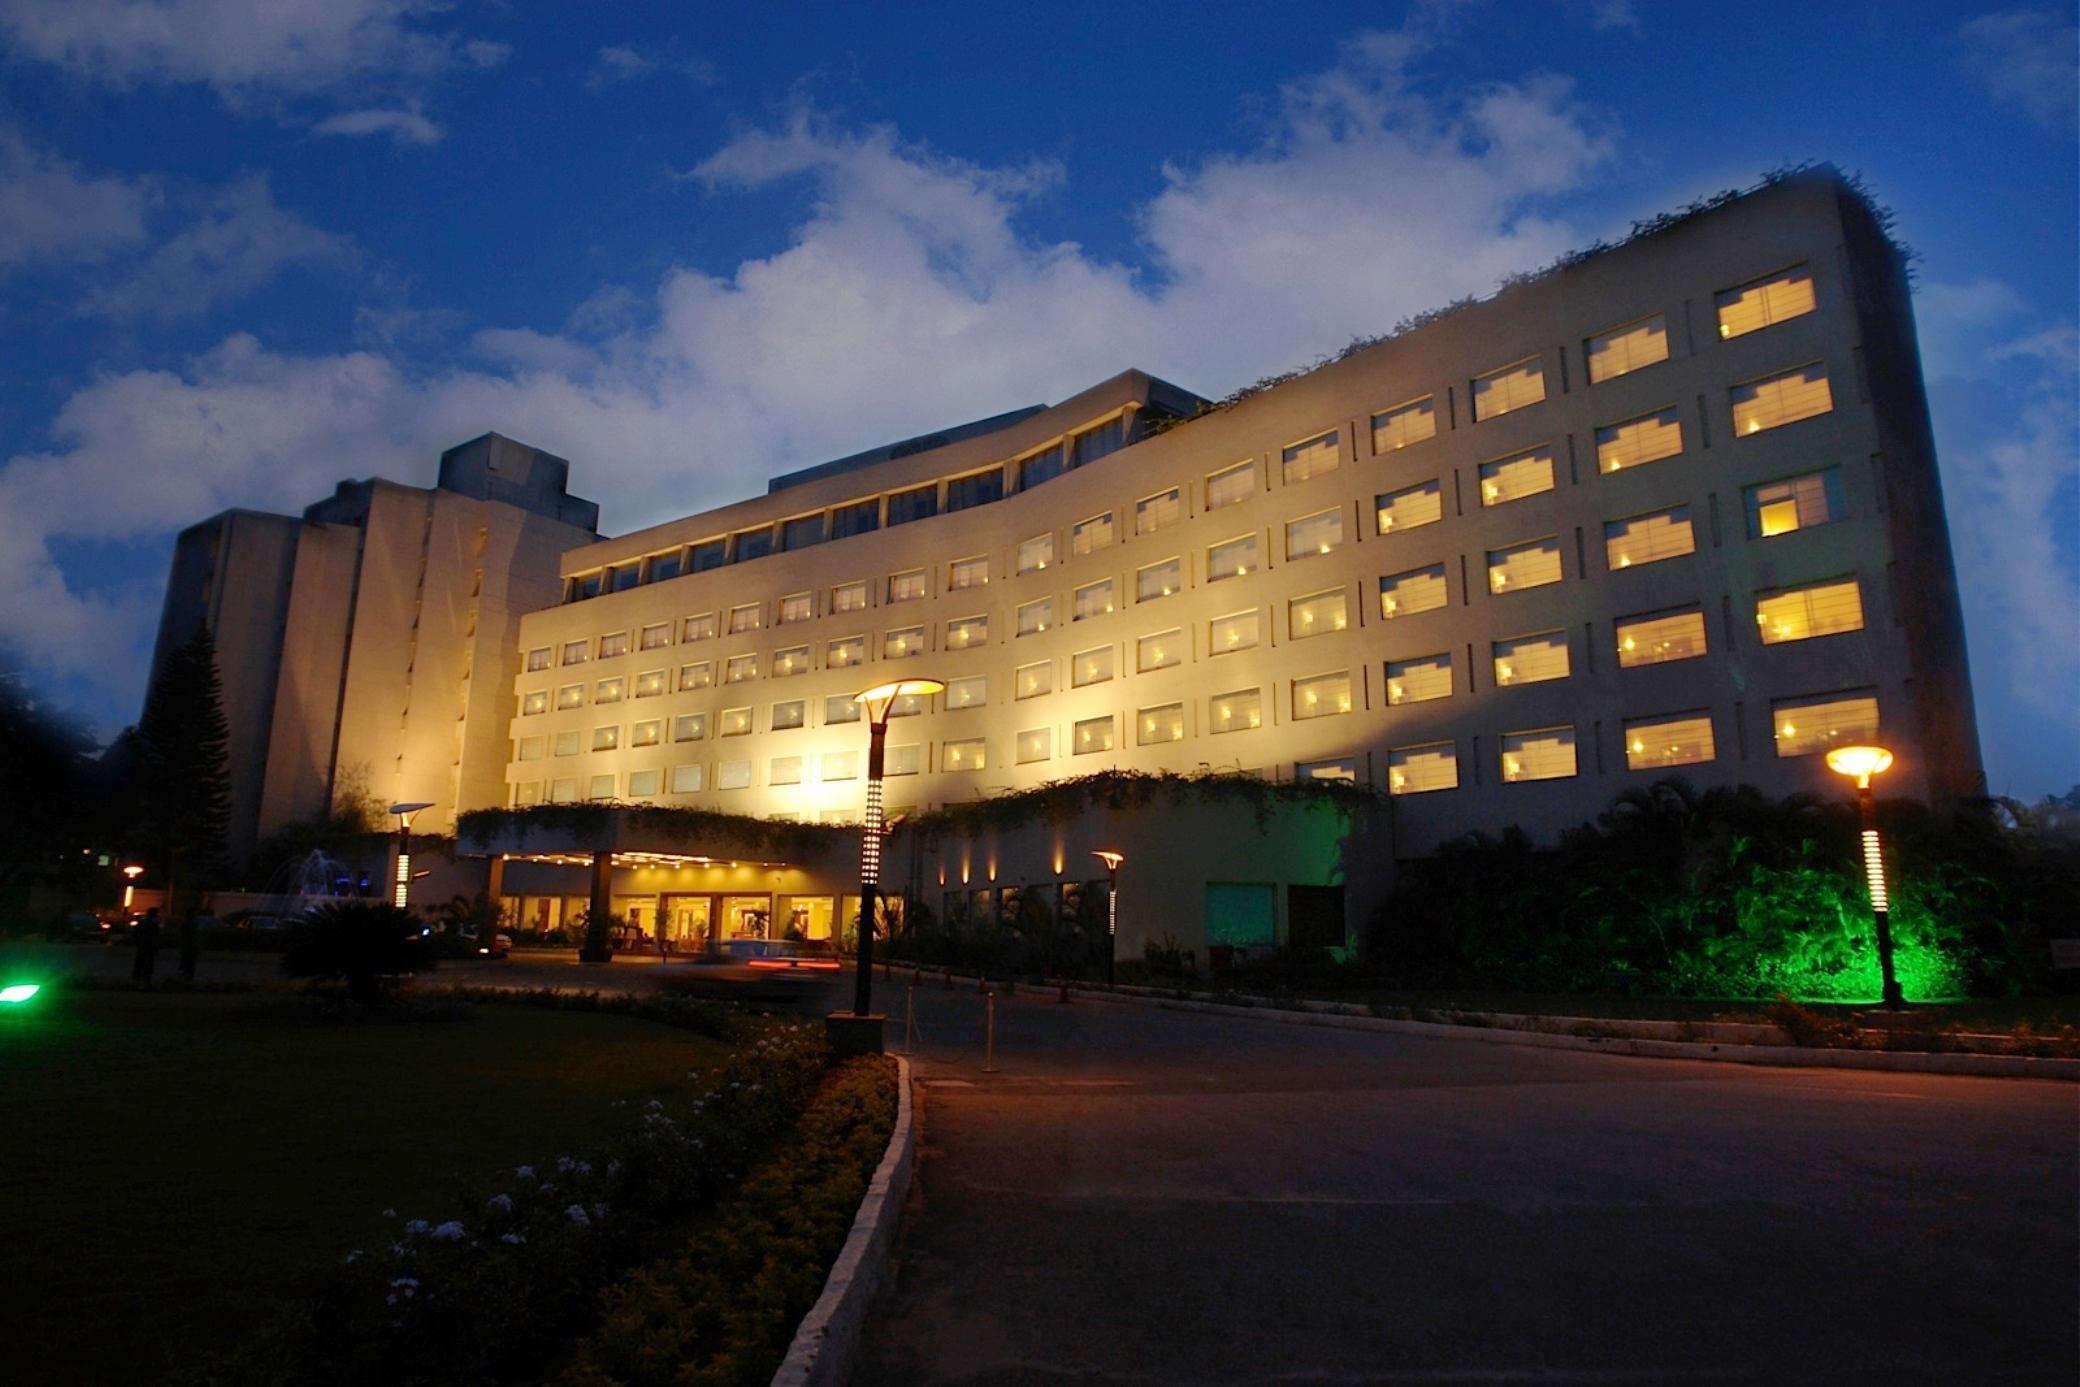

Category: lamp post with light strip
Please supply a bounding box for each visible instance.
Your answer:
[388,802,433,912]
[1091,850,1124,985]
[1824,745,1902,1010]
[844,679,943,1032]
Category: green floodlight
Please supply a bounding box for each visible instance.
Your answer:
[0,983,40,1004]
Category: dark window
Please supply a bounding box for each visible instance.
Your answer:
[1073,418,1125,468]
[946,468,1005,513]
[1018,444,1065,491]
[576,571,603,599]
[888,485,939,526]
[830,498,880,538]
[1286,885,1346,955]
[732,527,774,563]
[647,551,682,583]
[780,514,825,551]
[609,563,641,592]
[690,540,727,572]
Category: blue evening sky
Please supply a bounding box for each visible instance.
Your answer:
[0,1,2074,798]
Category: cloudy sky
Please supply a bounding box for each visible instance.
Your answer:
[0,0,2074,798]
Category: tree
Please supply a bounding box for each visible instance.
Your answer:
[0,662,99,921]
[135,623,231,921]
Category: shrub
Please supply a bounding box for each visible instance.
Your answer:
[280,901,431,1003]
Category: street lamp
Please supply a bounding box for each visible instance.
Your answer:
[846,679,944,1026]
[388,802,434,911]
[121,863,144,913]
[1092,850,1124,985]
[1824,745,1902,1010]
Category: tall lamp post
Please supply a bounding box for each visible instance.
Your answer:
[388,802,433,911]
[121,864,144,915]
[1092,850,1124,985]
[841,680,944,1039]
[1823,745,1902,1010]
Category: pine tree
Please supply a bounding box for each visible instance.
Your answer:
[136,623,231,914]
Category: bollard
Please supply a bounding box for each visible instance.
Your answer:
[944,964,953,991]
[983,989,996,1073]
[1057,978,1070,1004]
[904,984,916,1055]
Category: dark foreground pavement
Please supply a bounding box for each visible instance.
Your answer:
[855,979,2078,1386]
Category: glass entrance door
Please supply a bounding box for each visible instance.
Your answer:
[660,895,712,954]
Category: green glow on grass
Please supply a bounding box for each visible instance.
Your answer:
[0,983,41,1004]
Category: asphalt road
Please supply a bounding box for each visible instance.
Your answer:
[855,976,2079,1386]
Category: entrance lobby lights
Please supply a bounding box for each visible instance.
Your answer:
[843,679,944,1032]
[388,802,433,911]
[1092,850,1124,985]
[1824,745,1901,1009]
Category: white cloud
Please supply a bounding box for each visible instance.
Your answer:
[312,106,443,145]
[0,129,153,269]
[78,173,352,321]
[588,42,718,88]
[1959,9,2080,130]
[1588,0,1639,31]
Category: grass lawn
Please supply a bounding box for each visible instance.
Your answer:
[0,986,733,1386]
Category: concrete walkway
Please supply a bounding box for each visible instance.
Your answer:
[855,978,2078,1385]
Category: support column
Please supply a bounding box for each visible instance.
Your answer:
[580,850,614,963]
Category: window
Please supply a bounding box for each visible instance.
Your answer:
[1296,757,1357,783]
[634,669,667,699]
[598,631,630,659]
[1282,431,1340,484]
[549,777,579,804]
[562,640,589,666]
[1585,314,1669,383]
[526,646,552,672]
[1209,609,1260,654]
[1716,265,1816,339]
[778,592,813,625]
[1073,716,1115,755]
[513,782,543,807]
[1605,508,1695,569]
[682,612,717,642]
[521,690,549,716]
[555,683,584,710]
[1073,418,1125,467]
[1773,691,1878,758]
[1016,727,1052,764]
[1473,356,1546,420]
[1376,480,1442,535]
[780,514,824,552]
[679,661,714,691]
[689,540,726,573]
[1207,533,1258,582]
[1488,538,1563,593]
[1372,396,1437,453]
[830,580,867,613]
[1289,588,1348,639]
[825,693,859,724]
[1210,688,1261,733]
[945,675,987,710]
[1493,631,1570,686]
[887,485,938,526]
[670,764,705,794]
[1381,562,1449,616]
[770,699,805,731]
[1018,444,1064,491]
[572,573,602,601]
[1285,509,1344,560]
[1478,448,1554,507]
[648,551,682,583]
[1747,469,1844,538]
[587,774,617,801]
[1596,408,1684,473]
[1625,713,1715,770]
[724,654,757,684]
[885,744,921,776]
[1732,364,1833,436]
[1138,703,1185,745]
[719,707,752,737]
[1137,628,1183,672]
[1073,579,1116,621]
[1292,671,1351,720]
[1016,533,1054,574]
[628,769,661,798]
[1386,653,1451,705]
[595,677,625,704]
[553,730,581,757]
[517,735,545,762]
[887,569,927,603]
[639,623,671,651]
[727,603,762,634]
[822,750,859,781]
[769,755,803,786]
[883,626,924,659]
[948,555,989,590]
[1501,727,1577,782]
[732,527,773,563]
[942,738,986,772]
[672,713,707,742]
[1070,512,1115,556]
[1136,487,1182,535]
[945,614,988,650]
[1072,646,1114,687]
[1015,660,1052,699]
[772,646,809,678]
[1137,557,1183,602]
[1017,597,1054,637]
[1206,461,1255,510]
[1756,577,1865,644]
[1615,608,1707,667]
[608,563,640,593]
[830,498,879,539]
[1389,742,1458,795]
[716,759,752,790]
[888,692,925,718]
[826,635,864,669]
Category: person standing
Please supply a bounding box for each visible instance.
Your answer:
[132,907,163,982]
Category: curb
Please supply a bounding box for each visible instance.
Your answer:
[772,1053,916,1387]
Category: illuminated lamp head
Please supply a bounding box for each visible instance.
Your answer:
[854,678,946,730]
[1091,850,1124,873]
[1824,745,1894,790]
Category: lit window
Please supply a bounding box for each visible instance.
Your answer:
[555,683,584,710]
[587,774,617,801]
[943,738,986,772]
[1137,488,1182,535]
[1756,578,1865,644]
[1376,480,1443,535]
[1138,703,1185,745]
[1073,716,1115,755]
[1206,461,1255,510]
[598,631,630,659]
[716,760,752,790]
[1615,608,1707,668]
[639,623,671,651]
[826,636,864,669]
[887,692,925,718]
[1282,431,1340,484]
[1284,509,1344,560]
[1137,629,1182,672]
[595,677,625,704]
[887,485,937,526]
[1016,533,1054,574]
[732,527,773,563]
[1596,408,1684,473]
[1493,631,1570,686]
[517,736,545,762]
[1585,314,1669,384]
[634,669,666,698]
[1389,742,1458,795]
[1500,727,1577,782]
[1017,597,1054,637]
[1381,562,1449,616]
[830,581,867,613]
[945,614,989,650]
[1288,589,1348,639]
[628,769,661,799]
[1209,609,1260,654]
[1073,579,1116,621]
[1016,728,1052,764]
[719,707,752,736]
[678,661,714,691]
[883,626,924,659]
[548,777,579,803]
[724,655,757,684]
[822,750,859,781]
[824,694,859,724]
[1292,671,1352,720]
[669,764,704,794]
[526,646,553,672]
[727,603,762,635]
[1207,534,1258,582]
[778,592,813,625]
[770,699,805,731]
[521,690,549,716]
[1715,265,1816,340]
[1018,444,1064,492]
[672,713,706,742]
[886,744,921,776]
[513,782,543,806]
[949,555,989,590]
[888,569,927,603]
[1489,538,1562,593]
[1731,364,1833,436]
[1385,653,1451,705]
[771,646,808,678]
[681,613,717,642]
[1210,688,1262,733]
[1072,646,1115,687]
[553,730,581,757]
[1137,558,1183,602]
[1605,508,1695,570]
[1070,512,1115,556]
[1773,691,1878,758]
[1372,396,1437,453]
[945,675,988,710]
[1479,448,1555,506]
[1472,356,1546,421]
[1015,660,1052,699]
[1625,713,1715,770]
[1296,757,1357,783]
[946,469,1004,513]
[562,640,589,666]
[1746,469,1844,538]
[769,755,803,786]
